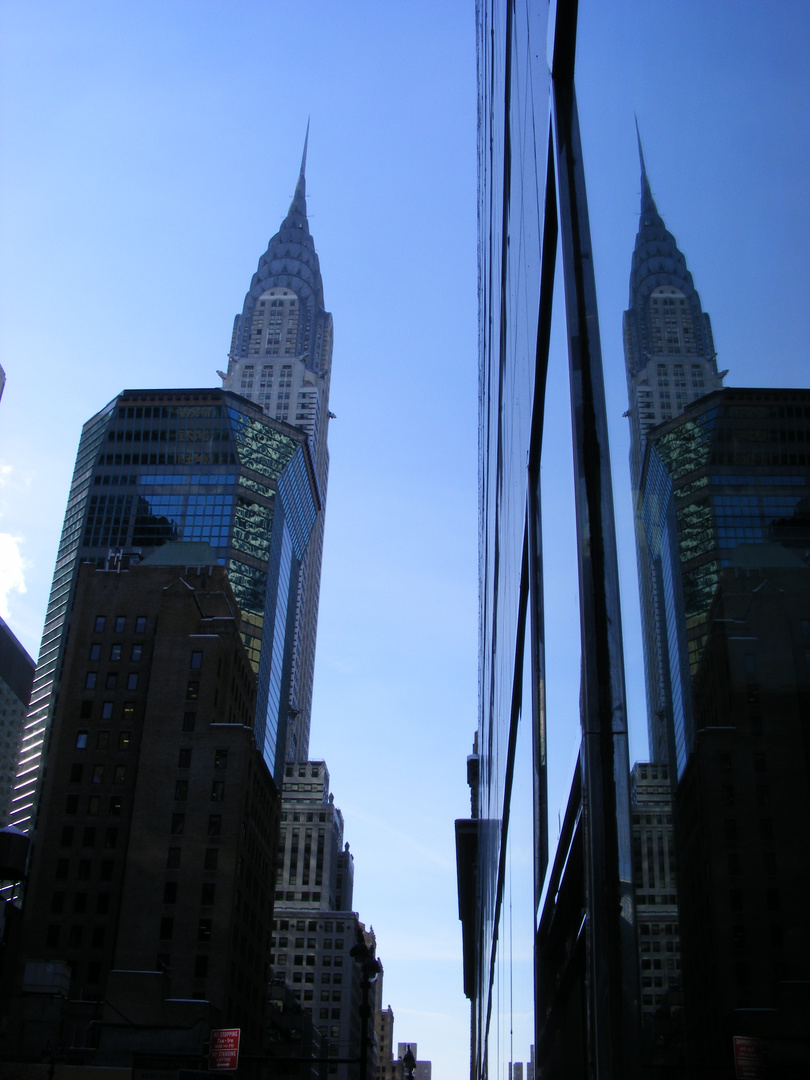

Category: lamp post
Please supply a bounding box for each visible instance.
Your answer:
[350,940,381,1080]
[402,1044,416,1080]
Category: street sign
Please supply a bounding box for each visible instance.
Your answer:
[209,1027,241,1072]
[733,1035,762,1080]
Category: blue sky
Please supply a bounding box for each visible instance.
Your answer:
[1,3,808,1077]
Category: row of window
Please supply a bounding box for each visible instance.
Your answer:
[94,615,147,634]
[85,671,140,690]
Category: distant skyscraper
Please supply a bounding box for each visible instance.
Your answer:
[623,139,724,763]
[220,129,333,763]
[11,387,319,831]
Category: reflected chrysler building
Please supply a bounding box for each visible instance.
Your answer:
[623,135,724,762]
[220,131,332,762]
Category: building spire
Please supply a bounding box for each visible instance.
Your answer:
[635,116,661,228]
[286,120,310,226]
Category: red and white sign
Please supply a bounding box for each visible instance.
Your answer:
[733,1036,762,1080]
[209,1027,241,1072]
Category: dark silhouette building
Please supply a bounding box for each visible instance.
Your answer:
[6,548,279,1065]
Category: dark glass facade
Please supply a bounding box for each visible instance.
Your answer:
[12,388,319,829]
[463,2,639,1077]
[638,387,810,777]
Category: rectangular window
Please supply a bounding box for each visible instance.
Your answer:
[194,955,208,978]
[201,882,215,905]
[70,763,83,783]
[204,848,218,871]
[178,748,192,768]
[101,702,113,720]
[160,917,174,940]
[85,672,97,689]
[87,795,100,815]
[211,781,225,802]
[89,643,101,660]
[105,827,117,848]
[174,780,188,801]
[65,794,78,814]
[190,650,203,669]
[110,644,122,661]
[82,827,95,847]
[198,919,212,941]
[214,749,228,769]
[182,712,196,732]
[130,643,143,661]
[109,796,122,817]
[167,847,181,869]
[119,731,131,750]
[105,673,117,689]
[208,815,222,836]
[92,764,104,784]
[135,616,147,633]
[95,617,106,632]
[163,881,178,904]
[171,813,185,834]
[115,616,126,633]
[60,826,74,846]
[127,673,139,690]
[114,765,126,785]
[186,681,199,700]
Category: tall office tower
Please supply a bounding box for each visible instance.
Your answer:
[270,762,384,1080]
[11,388,319,832]
[220,133,332,764]
[630,762,682,1065]
[9,552,279,1061]
[635,387,810,779]
[0,618,34,826]
[623,142,724,763]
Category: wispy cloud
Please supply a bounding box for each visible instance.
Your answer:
[0,533,26,618]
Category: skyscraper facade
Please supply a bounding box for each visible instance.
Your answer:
[0,617,34,827]
[11,387,319,830]
[623,144,724,763]
[220,133,333,763]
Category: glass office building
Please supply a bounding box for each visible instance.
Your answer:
[11,387,319,830]
[638,387,810,778]
[459,1,638,1077]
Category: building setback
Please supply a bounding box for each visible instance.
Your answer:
[10,551,280,1061]
[11,386,319,833]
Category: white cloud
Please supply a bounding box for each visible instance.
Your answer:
[0,534,26,618]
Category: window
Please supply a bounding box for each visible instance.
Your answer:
[208,815,222,836]
[214,749,228,769]
[109,796,122,817]
[93,764,104,784]
[101,702,113,720]
[89,644,101,660]
[51,892,65,913]
[85,672,97,689]
[182,712,196,732]
[119,731,131,750]
[198,919,212,942]
[105,673,117,689]
[160,917,174,940]
[194,955,209,978]
[173,779,188,801]
[123,702,135,720]
[87,795,100,815]
[60,826,74,846]
[114,765,126,785]
[135,616,147,634]
[163,881,178,904]
[110,644,122,661]
[115,617,126,633]
[201,882,215,905]
[105,827,117,848]
[171,813,185,834]
[91,927,105,949]
[65,794,78,814]
[178,748,192,768]
[80,701,92,719]
[46,925,59,948]
[127,673,139,690]
[130,644,143,662]
[100,862,113,882]
[190,650,203,669]
[211,781,225,802]
[167,847,181,869]
[94,617,106,632]
[186,681,199,700]
[204,848,218,871]
[70,764,83,783]
[68,926,83,947]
